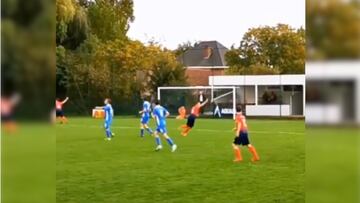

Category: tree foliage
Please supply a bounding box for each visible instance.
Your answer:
[56,0,186,114]
[225,24,305,75]
[149,49,187,93]
[306,0,360,59]
[87,0,134,42]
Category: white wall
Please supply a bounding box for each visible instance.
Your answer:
[306,104,342,124]
[306,61,360,124]
[209,75,305,86]
[209,74,305,117]
[246,105,290,116]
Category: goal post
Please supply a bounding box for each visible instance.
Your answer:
[157,86,237,119]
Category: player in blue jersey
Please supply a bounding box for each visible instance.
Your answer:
[138,98,153,137]
[152,101,177,152]
[96,98,114,141]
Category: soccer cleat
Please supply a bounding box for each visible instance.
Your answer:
[171,144,177,152]
[181,132,188,137]
[104,137,111,141]
[155,145,163,151]
[178,125,186,130]
[251,157,260,162]
[233,159,242,163]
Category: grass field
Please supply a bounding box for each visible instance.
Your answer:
[56,117,304,203]
[306,127,359,203]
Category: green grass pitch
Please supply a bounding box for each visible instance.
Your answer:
[56,117,304,203]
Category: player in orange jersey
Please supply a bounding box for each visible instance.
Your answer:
[56,97,69,124]
[232,105,260,163]
[180,98,208,136]
[1,93,20,133]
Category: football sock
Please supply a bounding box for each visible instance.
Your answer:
[234,148,242,161]
[166,138,174,146]
[146,127,153,134]
[248,146,260,161]
[61,117,68,124]
[182,127,191,135]
[155,137,161,146]
[106,129,112,138]
[140,128,144,137]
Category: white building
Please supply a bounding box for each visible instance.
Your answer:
[306,61,360,124]
[209,74,305,117]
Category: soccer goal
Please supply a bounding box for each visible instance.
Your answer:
[157,86,237,119]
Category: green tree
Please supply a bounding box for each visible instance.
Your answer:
[55,0,187,114]
[226,24,305,75]
[56,0,76,44]
[87,0,134,42]
[306,0,360,59]
[148,48,187,95]
[56,0,89,49]
[56,46,70,96]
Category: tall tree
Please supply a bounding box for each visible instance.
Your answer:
[148,48,187,94]
[87,0,134,42]
[226,24,305,75]
[56,0,89,49]
[306,0,360,59]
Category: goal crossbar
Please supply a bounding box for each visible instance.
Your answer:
[157,86,237,119]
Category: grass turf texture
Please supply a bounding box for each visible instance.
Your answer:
[306,127,359,203]
[56,117,304,203]
[2,124,55,203]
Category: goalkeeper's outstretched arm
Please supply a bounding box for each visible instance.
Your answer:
[62,97,69,104]
[200,98,209,107]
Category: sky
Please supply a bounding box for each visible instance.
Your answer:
[127,0,305,50]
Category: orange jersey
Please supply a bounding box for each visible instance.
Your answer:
[235,113,248,132]
[56,100,64,110]
[191,103,201,117]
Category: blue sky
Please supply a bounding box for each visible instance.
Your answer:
[128,0,305,49]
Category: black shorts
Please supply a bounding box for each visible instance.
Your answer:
[233,131,250,146]
[186,114,197,128]
[56,109,64,117]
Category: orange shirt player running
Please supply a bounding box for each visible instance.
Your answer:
[232,106,260,163]
[55,97,69,124]
[180,98,208,137]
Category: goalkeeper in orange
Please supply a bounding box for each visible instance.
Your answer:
[232,105,260,163]
[180,98,208,136]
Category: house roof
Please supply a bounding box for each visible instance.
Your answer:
[179,41,229,67]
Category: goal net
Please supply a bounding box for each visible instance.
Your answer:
[157,86,237,119]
